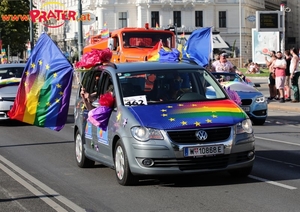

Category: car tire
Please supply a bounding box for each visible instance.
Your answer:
[114,139,139,186]
[228,166,253,178]
[75,130,95,168]
[252,118,266,125]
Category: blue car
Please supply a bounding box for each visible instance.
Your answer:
[210,72,268,125]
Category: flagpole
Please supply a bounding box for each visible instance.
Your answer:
[239,0,242,68]
[78,0,83,60]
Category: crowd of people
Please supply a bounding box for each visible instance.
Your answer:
[265,48,300,103]
[207,50,300,104]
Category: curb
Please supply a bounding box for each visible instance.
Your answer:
[267,102,300,112]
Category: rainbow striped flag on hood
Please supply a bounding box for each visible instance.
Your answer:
[8,33,74,131]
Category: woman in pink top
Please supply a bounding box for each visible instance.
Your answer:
[271,51,286,103]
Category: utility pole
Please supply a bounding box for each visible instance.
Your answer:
[78,0,83,60]
[29,0,34,50]
[280,3,285,54]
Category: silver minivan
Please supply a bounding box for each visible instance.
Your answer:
[74,61,255,185]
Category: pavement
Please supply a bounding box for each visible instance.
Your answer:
[249,77,300,113]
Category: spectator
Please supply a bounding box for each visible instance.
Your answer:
[270,51,286,103]
[284,50,292,101]
[211,52,234,73]
[265,50,277,100]
[290,47,300,103]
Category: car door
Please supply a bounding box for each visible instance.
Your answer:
[91,71,116,165]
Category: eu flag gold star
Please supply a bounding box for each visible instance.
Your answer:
[194,121,201,126]
[161,109,167,112]
[206,119,212,123]
[59,91,63,95]
[53,73,57,78]
[212,114,217,118]
[31,63,35,68]
[181,121,187,125]
[56,83,62,88]
[169,118,175,122]
[162,114,168,117]
[38,60,42,65]
[55,98,60,103]
[46,64,50,70]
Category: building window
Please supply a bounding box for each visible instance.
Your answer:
[151,11,159,28]
[119,12,127,28]
[219,11,226,28]
[195,11,203,27]
[173,11,181,27]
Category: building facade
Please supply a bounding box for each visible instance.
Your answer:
[36,0,300,65]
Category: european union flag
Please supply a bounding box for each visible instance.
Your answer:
[182,27,212,67]
[8,33,74,131]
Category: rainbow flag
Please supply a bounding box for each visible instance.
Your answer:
[147,41,162,61]
[101,22,109,38]
[8,33,74,131]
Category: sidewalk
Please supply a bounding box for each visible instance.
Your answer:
[267,99,300,112]
[248,76,300,113]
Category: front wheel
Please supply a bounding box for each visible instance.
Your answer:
[114,140,139,186]
[75,130,95,168]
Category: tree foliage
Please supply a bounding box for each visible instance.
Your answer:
[0,0,32,58]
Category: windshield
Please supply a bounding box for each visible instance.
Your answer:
[212,73,244,83]
[122,32,173,48]
[0,66,24,80]
[118,68,227,106]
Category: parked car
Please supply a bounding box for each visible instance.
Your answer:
[74,61,255,186]
[0,63,25,120]
[210,72,267,125]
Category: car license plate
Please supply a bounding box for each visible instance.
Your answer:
[184,145,224,157]
[241,106,250,112]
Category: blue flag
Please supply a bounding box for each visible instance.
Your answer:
[8,33,74,131]
[182,27,212,67]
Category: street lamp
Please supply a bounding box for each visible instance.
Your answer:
[78,0,83,59]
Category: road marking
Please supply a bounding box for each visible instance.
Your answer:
[0,155,85,212]
[256,155,300,168]
[249,175,297,190]
[255,136,300,147]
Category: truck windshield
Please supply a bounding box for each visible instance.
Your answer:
[122,32,173,48]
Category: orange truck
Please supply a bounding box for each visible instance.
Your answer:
[83,23,176,63]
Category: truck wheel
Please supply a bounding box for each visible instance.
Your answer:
[114,140,138,186]
[75,130,95,168]
[228,166,253,178]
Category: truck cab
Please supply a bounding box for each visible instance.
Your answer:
[83,24,175,63]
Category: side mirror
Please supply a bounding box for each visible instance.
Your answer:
[107,38,114,50]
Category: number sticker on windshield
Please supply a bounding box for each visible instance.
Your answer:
[123,95,147,106]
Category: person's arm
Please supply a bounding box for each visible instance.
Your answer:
[80,88,96,110]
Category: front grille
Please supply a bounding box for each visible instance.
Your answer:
[167,127,231,144]
[253,109,267,116]
[149,152,250,171]
[241,99,252,106]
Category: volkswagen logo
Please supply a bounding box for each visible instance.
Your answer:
[195,130,208,141]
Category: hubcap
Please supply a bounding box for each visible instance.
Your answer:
[75,133,82,163]
[115,146,125,180]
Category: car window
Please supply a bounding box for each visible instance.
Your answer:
[118,68,226,106]
[0,67,24,80]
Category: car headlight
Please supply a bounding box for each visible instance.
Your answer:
[131,126,164,142]
[255,96,266,103]
[236,119,253,134]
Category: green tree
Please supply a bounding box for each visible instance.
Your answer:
[0,0,34,59]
